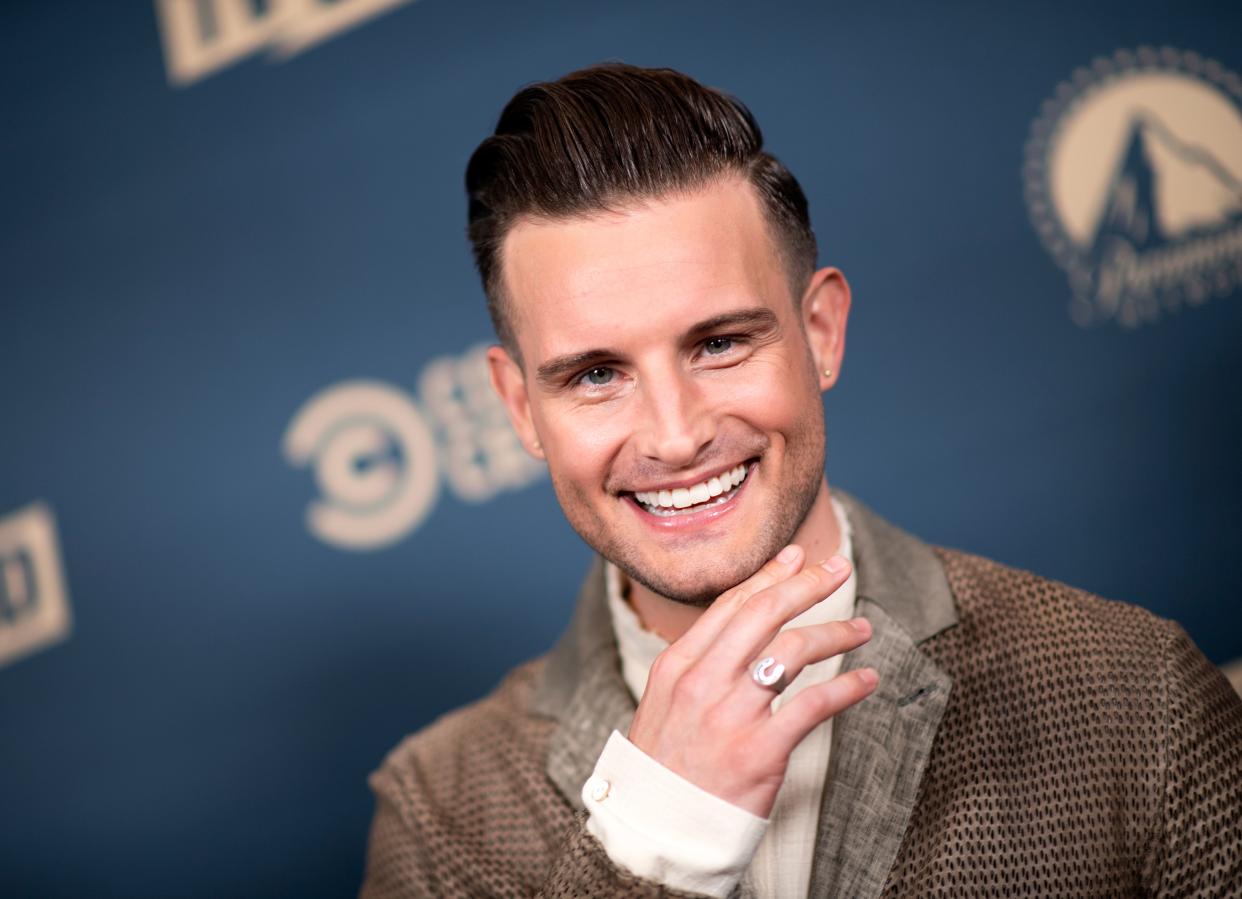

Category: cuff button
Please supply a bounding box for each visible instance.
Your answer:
[587,777,611,802]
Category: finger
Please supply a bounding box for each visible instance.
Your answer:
[700,556,853,672]
[734,618,872,708]
[670,544,806,660]
[764,668,879,756]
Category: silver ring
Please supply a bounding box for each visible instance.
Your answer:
[751,656,787,692]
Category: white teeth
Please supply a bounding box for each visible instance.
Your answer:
[634,464,750,513]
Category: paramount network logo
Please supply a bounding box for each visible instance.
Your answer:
[1025,47,1242,327]
[155,0,415,86]
[283,343,545,551]
[0,503,73,669]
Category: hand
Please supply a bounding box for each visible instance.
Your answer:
[626,545,877,818]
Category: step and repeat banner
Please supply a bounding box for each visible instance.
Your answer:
[4,1,1241,895]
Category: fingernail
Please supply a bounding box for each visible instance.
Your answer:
[856,668,878,686]
[848,617,870,635]
[776,544,800,564]
[821,554,849,573]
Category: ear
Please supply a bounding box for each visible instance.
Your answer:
[486,345,545,460]
[800,267,851,392]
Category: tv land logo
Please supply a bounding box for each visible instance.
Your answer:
[0,503,73,669]
[154,0,415,86]
[283,343,545,551]
[1025,47,1242,328]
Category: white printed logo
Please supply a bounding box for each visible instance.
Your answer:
[154,0,415,86]
[1025,47,1242,327]
[0,503,73,669]
[283,343,544,551]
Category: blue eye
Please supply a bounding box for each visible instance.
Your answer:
[704,336,733,355]
[583,367,614,386]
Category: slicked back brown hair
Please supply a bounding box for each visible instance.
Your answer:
[465,63,818,363]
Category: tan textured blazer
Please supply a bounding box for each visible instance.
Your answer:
[360,493,1242,897]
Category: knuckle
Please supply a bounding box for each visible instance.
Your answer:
[648,650,681,683]
[798,565,828,588]
[748,590,785,619]
[802,688,837,719]
[776,629,808,660]
[724,565,775,606]
[839,620,869,640]
[672,669,709,704]
[762,556,787,577]
[831,620,858,644]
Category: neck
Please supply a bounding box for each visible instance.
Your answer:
[626,480,841,642]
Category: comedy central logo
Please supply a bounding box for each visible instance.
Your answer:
[284,344,545,551]
[284,381,441,552]
[1025,47,1242,327]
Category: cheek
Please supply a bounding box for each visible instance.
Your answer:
[719,359,818,433]
[540,409,629,488]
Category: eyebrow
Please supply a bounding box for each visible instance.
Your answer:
[535,348,620,389]
[533,307,779,389]
[684,308,779,343]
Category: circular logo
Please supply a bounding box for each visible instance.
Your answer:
[282,381,439,551]
[1025,47,1242,327]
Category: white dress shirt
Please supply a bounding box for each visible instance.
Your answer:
[582,497,858,898]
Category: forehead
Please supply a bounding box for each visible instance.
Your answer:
[500,177,792,362]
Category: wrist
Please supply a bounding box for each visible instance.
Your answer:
[583,730,768,898]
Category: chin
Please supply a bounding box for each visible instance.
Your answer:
[617,555,763,609]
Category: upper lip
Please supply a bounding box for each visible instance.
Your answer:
[622,460,753,495]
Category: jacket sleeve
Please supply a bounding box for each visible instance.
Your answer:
[541,812,733,898]
[1146,621,1242,897]
[358,735,722,899]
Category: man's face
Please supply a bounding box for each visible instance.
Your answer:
[490,176,847,605]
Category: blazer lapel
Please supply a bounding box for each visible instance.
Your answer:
[806,493,957,897]
[805,599,952,896]
[533,557,636,810]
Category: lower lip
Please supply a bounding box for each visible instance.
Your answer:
[624,464,755,532]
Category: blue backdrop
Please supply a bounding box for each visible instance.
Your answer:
[3,1,1241,896]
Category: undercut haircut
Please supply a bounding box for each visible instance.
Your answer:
[465,62,818,363]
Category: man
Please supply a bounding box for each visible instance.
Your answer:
[360,64,1242,897]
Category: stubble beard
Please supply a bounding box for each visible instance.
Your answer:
[551,413,827,609]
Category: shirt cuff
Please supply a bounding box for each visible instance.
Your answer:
[582,730,767,898]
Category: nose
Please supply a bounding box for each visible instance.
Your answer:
[633,367,717,468]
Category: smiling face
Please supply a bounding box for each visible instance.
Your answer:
[488,175,849,607]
